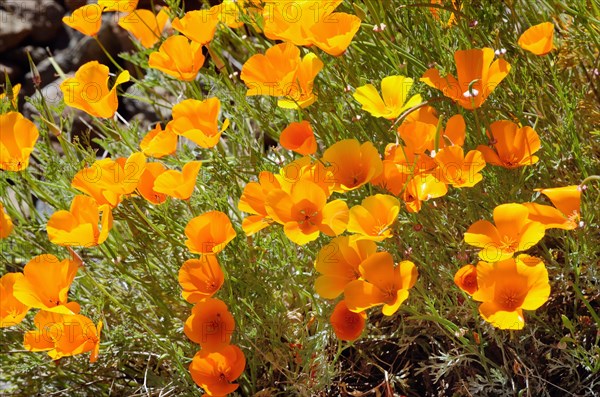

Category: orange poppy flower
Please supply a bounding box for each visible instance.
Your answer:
[140,123,178,158]
[189,344,246,395]
[277,52,323,109]
[397,121,438,154]
[47,195,113,247]
[262,1,361,56]
[137,162,168,204]
[0,83,21,108]
[265,180,348,245]
[518,22,555,56]
[262,0,343,46]
[24,310,72,357]
[403,104,439,124]
[476,120,540,168]
[314,236,377,299]
[185,211,237,255]
[398,113,466,153]
[0,202,13,238]
[403,174,448,213]
[149,35,206,81]
[172,9,220,45]
[354,75,422,119]
[454,264,478,295]
[472,255,550,330]
[421,48,511,109]
[464,203,546,262]
[170,98,229,148]
[347,194,400,241]
[279,121,317,155]
[0,111,39,172]
[178,256,225,304]
[24,310,101,362]
[60,61,130,118]
[240,42,300,97]
[345,252,418,316]
[524,185,581,230]
[153,160,202,200]
[277,156,335,197]
[322,139,383,192]
[184,298,235,351]
[118,8,169,48]
[384,142,437,177]
[330,300,366,341]
[56,314,102,363]
[71,152,146,207]
[433,146,486,187]
[238,171,280,235]
[13,254,81,314]
[1,273,30,327]
[98,0,138,13]
[308,12,362,56]
[62,4,104,37]
[370,158,410,196]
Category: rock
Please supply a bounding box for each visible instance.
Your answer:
[63,0,88,12]
[0,62,23,83]
[29,1,65,44]
[0,8,32,52]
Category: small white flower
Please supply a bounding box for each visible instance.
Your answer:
[373,23,387,32]
[494,48,507,56]
[430,150,437,158]
[463,88,479,98]
[579,220,585,228]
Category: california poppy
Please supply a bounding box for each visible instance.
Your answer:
[464,203,546,262]
[137,162,168,204]
[170,98,229,148]
[262,1,361,56]
[60,61,130,118]
[118,8,169,48]
[402,174,448,213]
[473,255,550,330]
[345,252,418,316]
[524,185,581,230]
[518,22,555,56]
[322,139,383,192]
[434,146,486,187]
[178,256,225,303]
[55,314,102,363]
[265,180,348,245]
[185,211,237,255]
[314,236,377,299]
[71,152,146,207]
[98,0,138,13]
[153,160,202,200]
[24,310,101,362]
[421,48,511,109]
[347,194,400,241]
[62,4,104,37]
[172,9,220,46]
[330,300,366,341]
[238,171,280,235]
[47,195,113,247]
[277,156,335,197]
[13,254,80,315]
[0,111,39,171]
[277,53,323,109]
[212,0,250,28]
[397,121,438,154]
[140,123,178,158]
[0,273,30,327]
[0,202,13,238]
[0,83,21,108]
[184,298,235,351]
[149,35,206,81]
[240,42,302,98]
[354,75,422,119]
[189,344,246,395]
[476,120,540,168]
[454,264,478,295]
[279,121,317,155]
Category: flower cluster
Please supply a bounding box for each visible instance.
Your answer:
[458,185,583,329]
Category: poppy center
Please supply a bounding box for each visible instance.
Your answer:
[498,287,524,311]
[499,236,518,252]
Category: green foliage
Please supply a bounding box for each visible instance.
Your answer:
[1,0,599,396]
